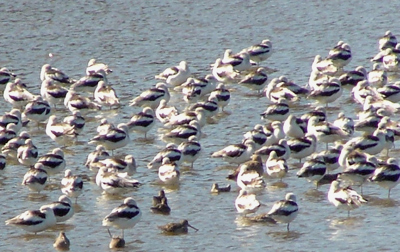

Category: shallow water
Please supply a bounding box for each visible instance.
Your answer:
[1,0,400,251]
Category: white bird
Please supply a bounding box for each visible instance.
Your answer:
[127,107,155,139]
[155,61,191,87]
[369,158,400,198]
[267,193,299,231]
[40,64,74,84]
[1,131,30,159]
[88,123,130,153]
[3,78,36,109]
[23,97,51,125]
[177,135,202,168]
[40,79,68,109]
[46,115,78,146]
[37,148,66,177]
[147,143,182,170]
[86,58,113,75]
[222,50,252,72]
[99,155,136,176]
[211,139,256,164]
[22,163,48,194]
[17,138,39,167]
[103,197,142,238]
[129,82,170,109]
[85,145,110,170]
[61,169,84,203]
[158,157,180,185]
[0,108,22,132]
[0,67,16,86]
[235,189,261,215]
[240,39,273,64]
[96,166,140,194]
[5,206,56,234]
[41,195,74,223]
[328,180,367,216]
[265,150,289,181]
[64,89,101,113]
[94,80,120,109]
[63,111,85,135]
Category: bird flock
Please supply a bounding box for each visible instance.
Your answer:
[2,30,400,248]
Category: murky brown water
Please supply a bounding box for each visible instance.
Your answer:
[1,0,400,251]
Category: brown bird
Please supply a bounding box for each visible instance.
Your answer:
[53,231,70,251]
[158,219,198,234]
[151,197,171,215]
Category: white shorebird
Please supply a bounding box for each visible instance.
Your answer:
[41,195,74,223]
[339,66,367,87]
[86,58,113,75]
[308,77,343,107]
[255,139,291,161]
[212,58,240,83]
[242,124,270,149]
[369,158,400,198]
[0,124,18,148]
[96,166,140,194]
[46,115,78,146]
[283,114,306,138]
[287,133,317,162]
[88,123,130,153]
[177,135,202,168]
[378,30,397,51]
[64,89,101,113]
[155,61,191,87]
[103,197,142,238]
[98,155,136,176]
[22,163,48,194]
[127,107,155,139]
[155,99,179,124]
[0,108,22,132]
[61,169,84,203]
[5,206,56,234]
[265,150,289,181]
[328,180,367,216]
[85,145,110,170]
[221,50,252,72]
[238,67,269,93]
[37,148,66,177]
[261,98,290,122]
[3,78,36,109]
[267,193,299,231]
[211,139,256,164]
[240,39,273,64]
[23,97,51,125]
[326,41,352,68]
[72,70,106,93]
[297,155,327,186]
[17,139,39,167]
[1,131,30,159]
[164,107,207,128]
[63,111,85,135]
[94,80,120,109]
[40,79,68,109]
[158,157,180,185]
[0,67,16,86]
[163,120,202,144]
[235,189,261,215]
[210,83,230,112]
[40,64,74,84]
[147,143,182,170]
[129,82,170,109]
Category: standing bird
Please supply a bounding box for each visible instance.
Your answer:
[267,193,299,231]
[37,148,66,177]
[61,169,84,203]
[328,180,367,217]
[22,163,48,194]
[103,197,142,238]
[86,58,113,75]
[88,123,130,154]
[127,107,155,139]
[17,139,39,167]
[46,115,78,146]
[177,135,202,168]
